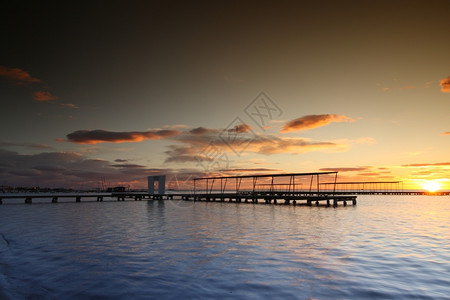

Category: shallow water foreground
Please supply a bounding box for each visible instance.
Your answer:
[1,196,450,299]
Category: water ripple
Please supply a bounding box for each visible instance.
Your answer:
[1,196,450,299]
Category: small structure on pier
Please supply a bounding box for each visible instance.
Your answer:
[148,175,166,195]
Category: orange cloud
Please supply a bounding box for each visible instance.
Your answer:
[440,76,450,93]
[219,168,282,173]
[357,172,380,176]
[33,91,59,102]
[402,162,450,167]
[280,114,354,133]
[441,132,450,135]
[254,137,347,154]
[0,65,41,85]
[66,129,181,144]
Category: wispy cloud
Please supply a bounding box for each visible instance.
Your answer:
[254,137,346,155]
[165,128,349,163]
[0,65,41,85]
[161,124,189,130]
[355,137,376,145]
[218,168,282,173]
[60,103,79,109]
[357,172,380,176]
[33,91,59,102]
[111,164,146,168]
[319,167,372,173]
[441,132,450,136]
[0,141,52,149]
[66,129,181,144]
[280,114,354,133]
[164,145,215,163]
[402,162,450,167]
[114,159,128,163]
[440,76,450,93]
[424,81,433,88]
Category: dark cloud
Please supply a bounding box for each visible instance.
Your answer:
[114,159,128,163]
[189,127,219,135]
[440,76,450,93]
[0,148,205,189]
[164,145,214,163]
[1,141,51,149]
[227,124,251,133]
[111,164,146,168]
[66,129,181,144]
[166,132,348,164]
[281,114,354,133]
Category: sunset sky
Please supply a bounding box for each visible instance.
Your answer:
[1,0,449,191]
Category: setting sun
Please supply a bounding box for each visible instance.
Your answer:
[422,180,441,192]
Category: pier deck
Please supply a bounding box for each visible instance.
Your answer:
[1,190,448,205]
[179,192,356,207]
[2,172,447,205]
[185,172,357,206]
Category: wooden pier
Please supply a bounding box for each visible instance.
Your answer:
[2,172,447,205]
[179,192,356,207]
[187,172,357,207]
[0,191,355,206]
[0,193,157,204]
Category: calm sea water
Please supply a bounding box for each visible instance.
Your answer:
[1,196,449,299]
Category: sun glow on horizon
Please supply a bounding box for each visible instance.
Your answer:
[422,180,441,192]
